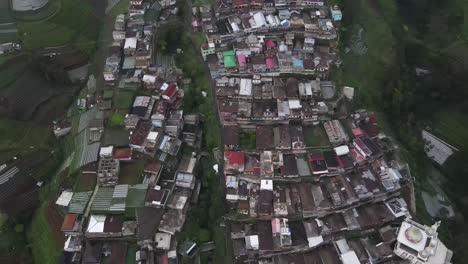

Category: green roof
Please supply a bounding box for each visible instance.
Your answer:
[68,191,93,214]
[126,184,148,208]
[223,50,237,68]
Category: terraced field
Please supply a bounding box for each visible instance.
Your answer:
[433,111,468,150]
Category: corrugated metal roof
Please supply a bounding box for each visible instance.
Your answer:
[68,191,93,214]
[91,187,113,212]
[126,184,148,208]
[0,166,19,185]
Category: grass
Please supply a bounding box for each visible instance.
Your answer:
[303,126,330,147]
[28,203,61,264]
[113,91,134,110]
[109,0,130,17]
[111,112,126,126]
[239,132,256,150]
[119,159,146,184]
[74,172,97,192]
[0,56,29,90]
[0,118,51,152]
[334,0,398,108]
[433,111,468,150]
[17,0,98,52]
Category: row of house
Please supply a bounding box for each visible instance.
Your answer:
[195,1,453,263]
[53,1,205,263]
[196,3,341,78]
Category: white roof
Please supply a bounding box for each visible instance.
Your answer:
[147,131,159,141]
[253,12,266,28]
[124,37,137,49]
[56,191,74,207]
[231,22,240,32]
[143,74,156,84]
[133,96,151,107]
[155,232,172,250]
[334,145,350,156]
[397,221,428,252]
[260,179,273,191]
[87,215,106,233]
[100,146,114,157]
[160,82,169,91]
[422,130,458,165]
[343,86,355,100]
[245,235,259,250]
[341,251,361,264]
[308,236,324,248]
[288,99,302,109]
[239,78,252,96]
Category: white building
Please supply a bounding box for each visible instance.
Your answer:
[422,130,458,165]
[394,219,453,264]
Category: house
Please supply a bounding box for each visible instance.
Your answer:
[114,14,125,31]
[130,0,143,5]
[162,83,178,103]
[223,126,239,150]
[330,5,343,21]
[112,30,126,41]
[86,215,123,238]
[124,37,137,55]
[422,130,458,165]
[165,110,184,137]
[282,154,298,177]
[324,120,348,146]
[224,151,245,173]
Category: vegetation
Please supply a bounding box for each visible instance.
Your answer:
[28,203,61,264]
[303,126,330,147]
[338,0,468,261]
[157,0,226,261]
[0,118,51,153]
[239,132,256,150]
[17,0,98,54]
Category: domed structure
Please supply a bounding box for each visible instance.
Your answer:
[405,226,424,243]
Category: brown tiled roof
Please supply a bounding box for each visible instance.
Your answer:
[61,213,78,231]
[113,148,133,160]
[144,162,162,174]
[256,126,274,150]
[129,120,152,146]
[103,216,123,233]
[223,126,239,146]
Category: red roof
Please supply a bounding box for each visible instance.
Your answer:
[163,83,177,99]
[159,254,169,264]
[233,0,248,7]
[113,148,133,160]
[129,120,152,146]
[144,162,162,174]
[369,113,378,124]
[61,214,78,231]
[264,39,277,48]
[265,57,278,69]
[352,128,364,137]
[225,151,245,167]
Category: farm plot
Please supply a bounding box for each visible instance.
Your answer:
[17,0,98,51]
[433,111,468,150]
[0,118,50,152]
[0,68,73,120]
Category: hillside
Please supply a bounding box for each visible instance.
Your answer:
[337,0,468,261]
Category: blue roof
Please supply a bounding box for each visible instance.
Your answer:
[292,59,304,69]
